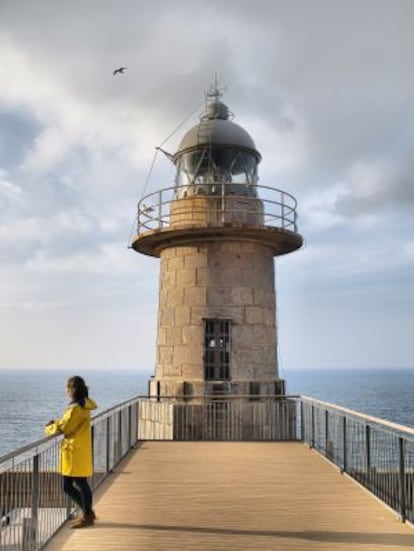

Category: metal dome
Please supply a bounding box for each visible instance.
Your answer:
[173,100,261,162]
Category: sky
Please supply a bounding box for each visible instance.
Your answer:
[0,0,413,373]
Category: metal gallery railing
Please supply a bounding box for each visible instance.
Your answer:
[0,397,140,551]
[136,183,299,234]
[1,394,414,551]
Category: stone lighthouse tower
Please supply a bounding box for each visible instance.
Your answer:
[132,89,302,401]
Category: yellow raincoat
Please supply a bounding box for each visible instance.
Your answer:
[45,398,97,477]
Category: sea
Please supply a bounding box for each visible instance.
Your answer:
[0,368,413,458]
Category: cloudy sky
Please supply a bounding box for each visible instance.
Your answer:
[0,0,413,374]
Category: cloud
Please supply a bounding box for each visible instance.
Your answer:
[0,0,413,369]
[333,159,414,218]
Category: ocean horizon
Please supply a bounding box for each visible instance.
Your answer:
[0,367,413,457]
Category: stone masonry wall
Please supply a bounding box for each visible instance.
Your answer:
[155,240,278,389]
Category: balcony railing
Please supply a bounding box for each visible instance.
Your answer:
[1,395,413,550]
[136,183,299,234]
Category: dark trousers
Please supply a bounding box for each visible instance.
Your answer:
[63,476,93,514]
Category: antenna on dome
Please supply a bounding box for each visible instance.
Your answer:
[205,73,227,105]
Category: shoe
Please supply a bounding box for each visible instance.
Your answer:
[69,510,96,525]
[70,512,95,529]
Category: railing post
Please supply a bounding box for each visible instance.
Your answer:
[221,180,225,224]
[158,190,162,228]
[300,400,304,442]
[325,410,329,458]
[91,425,96,489]
[28,454,39,551]
[23,517,35,551]
[342,415,347,473]
[398,436,406,522]
[106,416,111,473]
[23,456,39,551]
[310,404,315,449]
[136,401,140,443]
[128,404,132,449]
[365,424,371,472]
[118,410,123,460]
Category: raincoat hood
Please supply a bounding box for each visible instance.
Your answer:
[74,397,98,410]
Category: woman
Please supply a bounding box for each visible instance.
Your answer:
[45,376,98,528]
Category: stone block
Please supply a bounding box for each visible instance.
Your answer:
[184,286,206,306]
[232,347,265,376]
[261,345,278,366]
[208,247,242,268]
[262,308,276,327]
[231,287,254,305]
[165,287,184,306]
[157,345,174,364]
[184,252,208,269]
[162,365,183,377]
[166,326,183,344]
[181,363,204,379]
[233,325,254,346]
[205,305,244,323]
[161,268,176,287]
[214,267,241,286]
[156,326,167,346]
[159,308,174,326]
[176,269,196,286]
[190,306,208,324]
[165,255,185,272]
[253,288,275,306]
[252,324,275,344]
[181,246,201,256]
[173,345,194,366]
[174,306,191,326]
[245,306,263,324]
[206,286,232,305]
[195,267,210,285]
[182,325,202,346]
[239,241,265,254]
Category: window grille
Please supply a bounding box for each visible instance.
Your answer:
[203,319,231,380]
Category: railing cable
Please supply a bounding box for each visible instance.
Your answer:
[126,98,204,248]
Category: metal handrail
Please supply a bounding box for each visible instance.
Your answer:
[136,183,300,234]
[301,395,414,439]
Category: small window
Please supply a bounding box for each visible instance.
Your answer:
[203,319,231,380]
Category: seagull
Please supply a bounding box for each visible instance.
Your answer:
[113,67,127,75]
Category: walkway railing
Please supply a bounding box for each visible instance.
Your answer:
[1,395,413,550]
[0,397,140,551]
[301,397,414,524]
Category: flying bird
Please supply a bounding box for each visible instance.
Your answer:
[113,67,127,75]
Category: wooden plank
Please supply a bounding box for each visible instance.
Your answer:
[45,442,414,551]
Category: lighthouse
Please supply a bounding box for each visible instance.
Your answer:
[132,89,302,402]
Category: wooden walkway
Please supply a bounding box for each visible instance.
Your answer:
[45,442,414,551]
